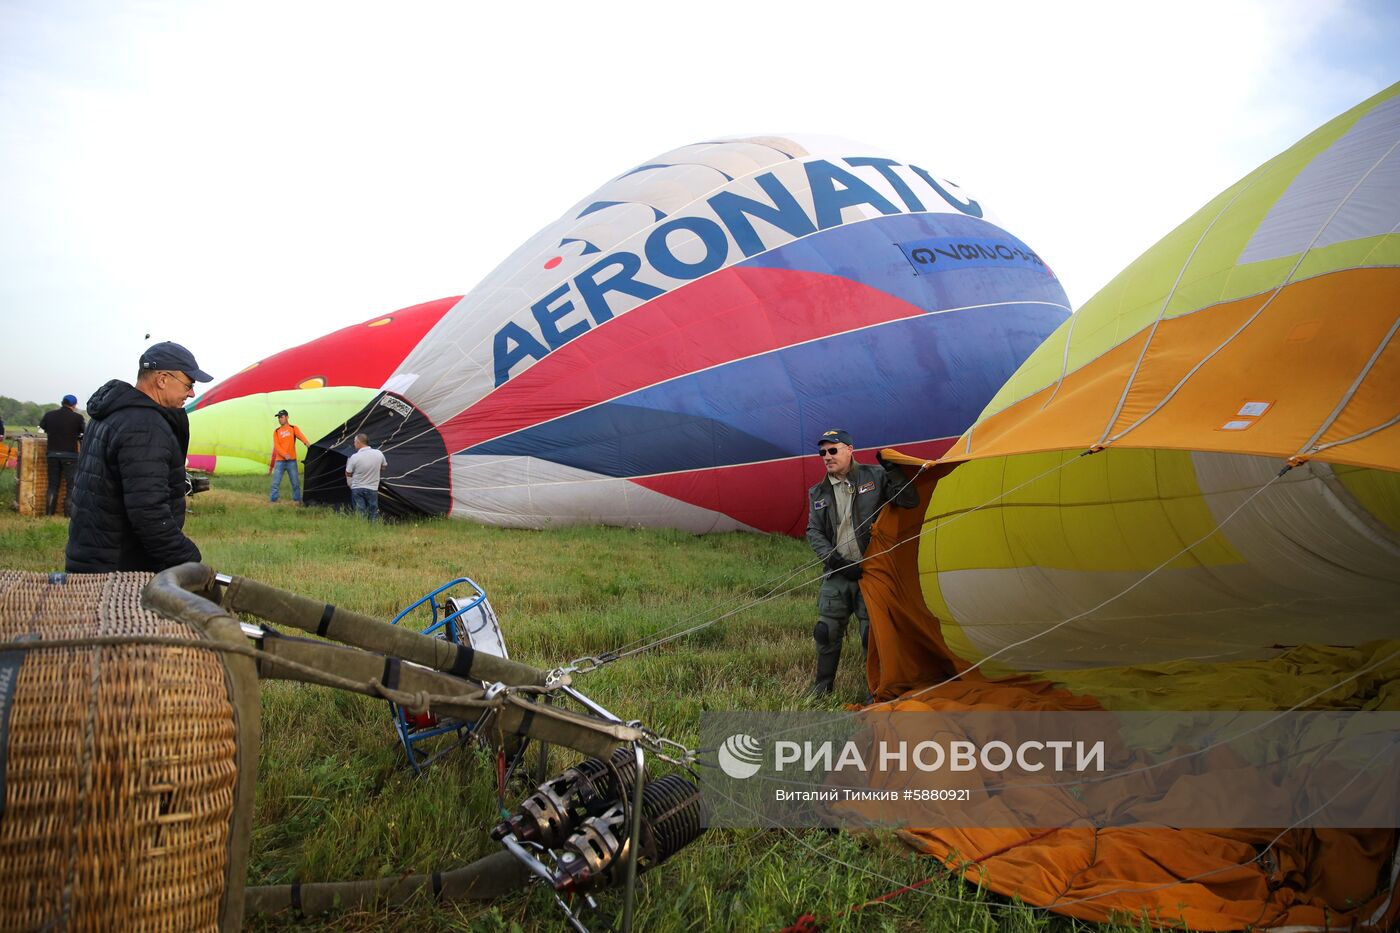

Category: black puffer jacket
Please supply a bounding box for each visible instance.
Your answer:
[65,380,201,573]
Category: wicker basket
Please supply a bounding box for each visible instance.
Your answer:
[0,571,255,932]
[14,435,67,517]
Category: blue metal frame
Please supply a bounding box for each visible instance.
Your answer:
[387,577,490,774]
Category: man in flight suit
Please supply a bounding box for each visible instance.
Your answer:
[804,429,918,696]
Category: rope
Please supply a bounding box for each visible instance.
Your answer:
[593,458,936,665]
[595,446,1097,672]
[583,450,1089,671]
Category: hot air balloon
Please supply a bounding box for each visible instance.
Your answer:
[862,82,1400,930]
[304,137,1071,533]
[187,387,378,474]
[186,298,457,473]
[193,297,458,409]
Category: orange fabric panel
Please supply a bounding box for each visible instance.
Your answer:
[957,332,1147,461]
[1324,427,1400,472]
[862,464,965,701]
[1106,269,1400,461]
[951,268,1400,473]
[884,678,1400,931]
[1312,322,1400,462]
[861,496,1400,931]
[901,824,1397,931]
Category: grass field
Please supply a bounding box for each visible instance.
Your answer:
[0,468,1149,933]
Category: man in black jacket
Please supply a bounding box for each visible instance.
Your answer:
[39,394,85,516]
[805,429,919,696]
[65,342,213,573]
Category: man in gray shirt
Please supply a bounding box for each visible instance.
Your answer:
[345,433,388,521]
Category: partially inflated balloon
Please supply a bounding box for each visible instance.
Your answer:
[187,387,377,474]
[306,136,1070,532]
[877,83,1400,677]
[186,298,457,473]
[192,297,457,409]
[863,81,1400,933]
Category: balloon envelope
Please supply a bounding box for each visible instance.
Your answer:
[186,298,458,473]
[187,387,377,475]
[864,81,1400,933]
[192,297,458,409]
[306,136,1071,533]
[888,81,1400,674]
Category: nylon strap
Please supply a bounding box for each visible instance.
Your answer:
[449,643,476,679]
[0,635,35,818]
[317,604,335,637]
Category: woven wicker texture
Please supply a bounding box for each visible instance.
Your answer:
[0,571,237,932]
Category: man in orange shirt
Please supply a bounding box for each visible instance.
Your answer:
[270,408,310,504]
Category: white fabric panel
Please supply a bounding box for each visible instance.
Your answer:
[389,135,998,430]
[1240,95,1400,263]
[448,455,756,533]
[939,452,1400,670]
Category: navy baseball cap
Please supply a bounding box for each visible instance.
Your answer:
[62,394,77,406]
[275,409,289,418]
[815,429,853,448]
[139,342,213,383]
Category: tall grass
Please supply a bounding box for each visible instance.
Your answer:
[0,469,1145,932]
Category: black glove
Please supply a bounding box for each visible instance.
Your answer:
[824,552,863,581]
[877,453,906,478]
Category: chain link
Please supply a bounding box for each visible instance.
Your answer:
[640,728,698,767]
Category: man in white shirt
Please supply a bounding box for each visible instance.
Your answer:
[344,433,388,522]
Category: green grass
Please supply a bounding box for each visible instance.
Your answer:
[0,469,1146,933]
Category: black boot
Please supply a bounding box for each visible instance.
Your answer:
[45,489,58,517]
[807,651,840,697]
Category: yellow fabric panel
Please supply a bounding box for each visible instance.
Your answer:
[922,449,1242,578]
[1045,640,1400,712]
[971,84,1397,428]
[924,457,1013,570]
[1292,233,1400,285]
[918,460,1001,665]
[1159,114,1354,318]
[1333,465,1400,536]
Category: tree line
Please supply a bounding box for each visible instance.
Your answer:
[0,396,77,428]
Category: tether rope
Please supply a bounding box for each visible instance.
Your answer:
[586,451,1088,669]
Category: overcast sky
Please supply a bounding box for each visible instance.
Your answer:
[1,0,1396,406]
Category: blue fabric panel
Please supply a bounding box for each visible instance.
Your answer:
[741,212,1070,314]
[466,302,1066,478]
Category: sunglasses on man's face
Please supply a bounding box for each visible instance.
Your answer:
[819,447,842,457]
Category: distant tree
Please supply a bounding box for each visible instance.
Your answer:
[0,396,62,428]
